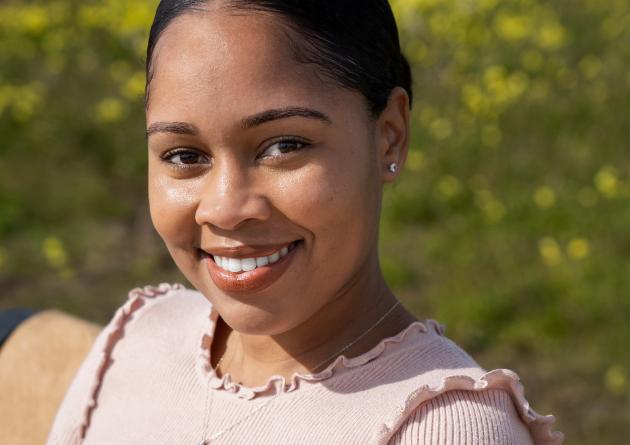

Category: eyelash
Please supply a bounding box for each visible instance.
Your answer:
[160,148,210,169]
[258,137,309,159]
[160,137,310,169]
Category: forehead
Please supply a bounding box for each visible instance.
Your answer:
[146,10,340,124]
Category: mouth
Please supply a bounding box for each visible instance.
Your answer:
[209,240,299,273]
[199,240,302,294]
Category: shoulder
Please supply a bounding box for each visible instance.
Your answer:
[46,283,208,444]
[101,282,211,360]
[84,282,210,351]
[363,322,563,445]
[389,388,535,445]
[85,282,211,375]
[383,366,564,445]
[118,282,209,326]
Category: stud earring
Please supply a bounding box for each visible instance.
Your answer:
[388,163,398,173]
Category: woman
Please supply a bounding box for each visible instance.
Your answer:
[47,1,563,444]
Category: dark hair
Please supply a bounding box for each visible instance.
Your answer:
[145,0,413,117]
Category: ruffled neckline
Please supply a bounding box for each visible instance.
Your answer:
[195,303,443,400]
[72,283,561,445]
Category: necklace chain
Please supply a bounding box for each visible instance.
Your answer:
[199,299,401,444]
[309,300,401,373]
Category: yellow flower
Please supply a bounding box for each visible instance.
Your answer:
[579,55,603,80]
[462,83,485,115]
[538,237,562,266]
[120,3,155,33]
[567,238,590,260]
[536,22,566,49]
[20,6,49,33]
[533,186,556,208]
[42,237,68,269]
[417,0,442,11]
[123,71,147,100]
[405,150,425,172]
[436,175,462,200]
[7,82,44,122]
[430,118,453,140]
[405,40,428,63]
[601,16,624,40]
[483,200,506,222]
[475,190,506,223]
[95,97,125,123]
[494,13,531,42]
[595,166,619,198]
[478,0,498,11]
[604,365,627,397]
[419,106,437,126]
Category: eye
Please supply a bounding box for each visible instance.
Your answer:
[259,138,308,159]
[161,148,210,167]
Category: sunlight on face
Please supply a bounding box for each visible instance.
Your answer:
[146,9,384,335]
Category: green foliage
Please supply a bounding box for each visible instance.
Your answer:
[1,0,629,441]
[0,0,167,319]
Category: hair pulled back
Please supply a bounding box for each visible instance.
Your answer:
[146,0,413,117]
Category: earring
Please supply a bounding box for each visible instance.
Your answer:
[388,162,398,173]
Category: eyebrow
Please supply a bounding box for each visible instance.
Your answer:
[239,107,331,129]
[146,121,198,138]
[146,107,331,138]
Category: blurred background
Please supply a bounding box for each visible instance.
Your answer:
[0,0,628,442]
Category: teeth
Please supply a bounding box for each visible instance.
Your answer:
[213,243,294,273]
[228,258,242,273]
[241,258,256,272]
[256,256,269,267]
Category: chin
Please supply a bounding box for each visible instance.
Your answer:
[218,302,293,335]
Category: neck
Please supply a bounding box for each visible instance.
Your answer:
[215,252,418,386]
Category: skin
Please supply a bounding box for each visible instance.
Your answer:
[146,7,417,387]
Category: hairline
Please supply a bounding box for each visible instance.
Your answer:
[144,3,379,120]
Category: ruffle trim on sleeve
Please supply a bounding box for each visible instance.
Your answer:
[196,308,446,400]
[76,283,185,441]
[381,368,564,445]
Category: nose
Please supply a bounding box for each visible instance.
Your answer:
[194,162,272,231]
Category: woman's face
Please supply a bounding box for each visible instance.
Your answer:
[147,10,399,335]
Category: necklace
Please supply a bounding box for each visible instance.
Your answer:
[198,299,401,444]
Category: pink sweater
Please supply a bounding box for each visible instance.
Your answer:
[46,283,563,444]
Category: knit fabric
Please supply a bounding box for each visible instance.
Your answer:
[46,283,564,445]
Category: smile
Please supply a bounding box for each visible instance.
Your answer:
[202,241,301,294]
[212,243,293,273]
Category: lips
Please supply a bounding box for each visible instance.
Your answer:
[202,241,301,294]
[213,242,294,273]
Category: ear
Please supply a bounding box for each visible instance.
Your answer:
[375,87,410,184]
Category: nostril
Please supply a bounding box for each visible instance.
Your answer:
[194,183,274,231]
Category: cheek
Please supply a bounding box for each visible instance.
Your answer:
[148,167,201,247]
[269,147,378,250]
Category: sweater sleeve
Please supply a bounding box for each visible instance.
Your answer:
[45,320,113,445]
[45,283,186,445]
[388,389,535,445]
